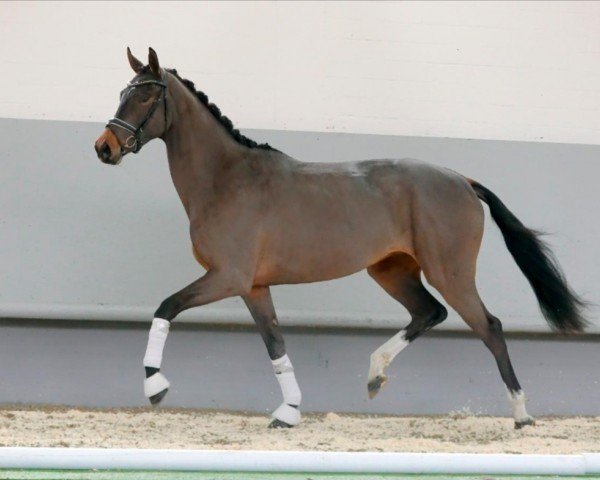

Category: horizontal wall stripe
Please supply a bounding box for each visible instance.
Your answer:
[5,303,595,333]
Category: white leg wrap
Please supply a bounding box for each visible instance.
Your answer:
[272,354,302,425]
[272,354,302,405]
[507,389,532,422]
[368,329,409,381]
[143,318,170,369]
[143,318,171,399]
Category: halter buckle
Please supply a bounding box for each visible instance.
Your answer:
[124,135,137,150]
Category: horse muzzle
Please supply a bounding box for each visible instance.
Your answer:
[94,128,123,165]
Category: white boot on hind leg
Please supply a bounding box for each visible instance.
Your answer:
[367,330,409,398]
[508,389,535,429]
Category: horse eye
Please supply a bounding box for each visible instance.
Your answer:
[138,86,154,102]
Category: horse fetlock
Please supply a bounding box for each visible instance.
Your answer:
[272,403,301,427]
[368,344,395,379]
[514,416,536,429]
[369,351,388,374]
[507,389,534,427]
[144,372,170,405]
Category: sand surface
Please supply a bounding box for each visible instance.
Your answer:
[0,406,598,454]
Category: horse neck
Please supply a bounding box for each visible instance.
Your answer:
[162,74,246,213]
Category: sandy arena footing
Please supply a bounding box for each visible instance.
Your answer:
[0,407,598,454]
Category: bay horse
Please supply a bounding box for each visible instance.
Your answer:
[94,48,587,429]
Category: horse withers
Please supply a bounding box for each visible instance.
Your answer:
[95,48,587,429]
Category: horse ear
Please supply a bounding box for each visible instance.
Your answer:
[127,47,143,73]
[148,47,161,76]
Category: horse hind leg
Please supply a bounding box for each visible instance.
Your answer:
[366,253,448,398]
[432,274,535,429]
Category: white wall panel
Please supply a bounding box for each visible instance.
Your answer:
[1,1,599,144]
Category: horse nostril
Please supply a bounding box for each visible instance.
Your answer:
[100,142,112,161]
[95,140,107,157]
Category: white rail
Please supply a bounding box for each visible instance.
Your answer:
[0,448,598,475]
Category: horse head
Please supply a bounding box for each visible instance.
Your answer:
[94,47,168,165]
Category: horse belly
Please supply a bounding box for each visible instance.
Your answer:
[255,163,414,285]
[254,212,408,285]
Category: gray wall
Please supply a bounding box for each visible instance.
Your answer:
[1,118,598,333]
[0,320,597,416]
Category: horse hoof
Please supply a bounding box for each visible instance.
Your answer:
[149,388,169,405]
[269,419,294,429]
[367,375,387,399]
[514,417,535,429]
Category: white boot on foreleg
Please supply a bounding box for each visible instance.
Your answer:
[143,318,171,404]
[270,354,302,428]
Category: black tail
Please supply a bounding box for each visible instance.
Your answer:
[470,180,588,333]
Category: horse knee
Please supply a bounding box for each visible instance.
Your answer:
[431,303,448,325]
[155,296,181,320]
[487,315,503,333]
[405,303,447,341]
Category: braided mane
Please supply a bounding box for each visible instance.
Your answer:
[166,68,276,151]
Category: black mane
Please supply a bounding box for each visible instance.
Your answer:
[166,68,276,151]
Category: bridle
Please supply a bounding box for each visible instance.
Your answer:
[107,79,167,154]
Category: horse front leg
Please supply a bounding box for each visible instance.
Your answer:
[243,286,302,428]
[143,269,251,405]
